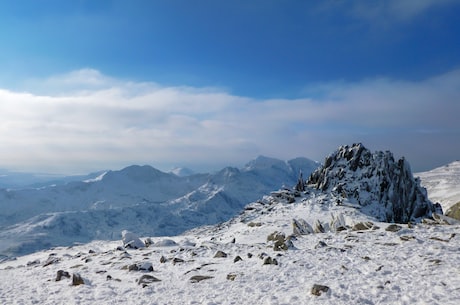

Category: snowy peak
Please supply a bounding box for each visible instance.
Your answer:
[307,143,440,223]
[169,167,196,177]
[243,155,288,171]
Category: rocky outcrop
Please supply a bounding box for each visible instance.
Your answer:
[308,143,440,223]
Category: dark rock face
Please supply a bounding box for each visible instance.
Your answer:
[308,143,439,223]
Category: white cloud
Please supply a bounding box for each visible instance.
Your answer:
[0,68,459,173]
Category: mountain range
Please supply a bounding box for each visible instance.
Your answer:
[1,143,458,304]
[0,156,319,258]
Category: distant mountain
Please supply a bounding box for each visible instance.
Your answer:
[0,169,107,189]
[0,157,319,257]
[416,161,460,212]
[168,167,196,177]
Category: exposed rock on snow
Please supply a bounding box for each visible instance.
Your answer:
[308,143,439,223]
[311,284,330,296]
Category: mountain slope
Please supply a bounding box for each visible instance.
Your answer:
[417,161,460,212]
[1,165,458,305]
[0,157,319,258]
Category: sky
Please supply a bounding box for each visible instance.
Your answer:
[0,0,459,174]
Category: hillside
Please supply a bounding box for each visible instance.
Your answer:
[0,156,319,258]
[417,161,460,212]
[1,158,458,304]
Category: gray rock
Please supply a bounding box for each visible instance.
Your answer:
[138,274,161,286]
[214,251,228,258]
[71,273,85,286]
[385,224,402,232]
[311,284,330,296]
[55,270,70,281]
[263,257,278,265]
[190,275,213,283]
[234,256,243,263]
[352,222,374,231]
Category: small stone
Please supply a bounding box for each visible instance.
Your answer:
[214,251,228,258]
[247,253,253,258]
[160,256,167,263]
[315,241,328,249]
[233,256,243,263]
[138,274,161,286]
[263,257,278,265]
[173,258,185,264]
[128,264,139,271]
[227,273,237,281]
[385,224,402,232]
[56,270,70,281]
[352,222,374,231]
[311,284,330,296]
[71,273,85,286]
[190,275,213,283]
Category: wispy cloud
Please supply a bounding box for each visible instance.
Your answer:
[1,68,459,173]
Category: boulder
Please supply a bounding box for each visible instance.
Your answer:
[55,270,70,281]
[214,251,228,258]
[71,273,85,286]
[121,230,145,249]
[311,284,330,296]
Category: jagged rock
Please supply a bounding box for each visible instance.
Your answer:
[247,222,262,227]
[121,230,145,249]
[190,275,213,283]
[295,171,306,192]
[292,219,314,235]
[55,270,70,281]
[71,273,85,286]
[313,220,325,233]
[307,143,438,223]
[311,284,330,296]
[144,238,154,247]
[27,259,40,267]
[267,231,286,243]
[160,256,167,263]
[234,256,243,263]
[329,213,347,232]
[42,255,60,267]
[263,257,278,265]
[385,224,402,232]
[138,274,161,286]
[352,221,374,231]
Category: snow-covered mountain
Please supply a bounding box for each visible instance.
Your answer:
[1,146,458,304]
[416,161,460,212]
[0,157,319,258]
[307,143,440,223]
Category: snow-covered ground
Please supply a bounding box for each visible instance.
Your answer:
[417,161,460,212]
[1,189,459,305]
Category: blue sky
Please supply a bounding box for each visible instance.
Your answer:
[0,0,459,174]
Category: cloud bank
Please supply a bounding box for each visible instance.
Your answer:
[1,68,459,173]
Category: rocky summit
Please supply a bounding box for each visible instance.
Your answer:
[307,143,442,223]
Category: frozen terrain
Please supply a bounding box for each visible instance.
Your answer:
[1,143,459,304]
[0,156,319,258]
[417,161,460,212]
[1,183,459,304]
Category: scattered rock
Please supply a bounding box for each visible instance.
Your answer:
[352,222,374,231]
[446,202,460,221]
[190,275,213,283]
[385,224,402,232]
[27,259,40,267]
[138,274,161,286]
[214,251,228,258]
[247,222,262,227]
[247,253,253,258]
[121,230,145,249]
[400,235,416,241]
[42,256,60,267]
[144,237,154,247]
[173,258,185,264]
[55,270,70,281]
[313,220,325,233]
[227,273,237,281]
[292,219,313,235]
[234,256,243,263]
[315,241,328,249]
[263,257,278,265]
[311,284,330,296]
[71,273,85,286]
[160,256,167,263]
